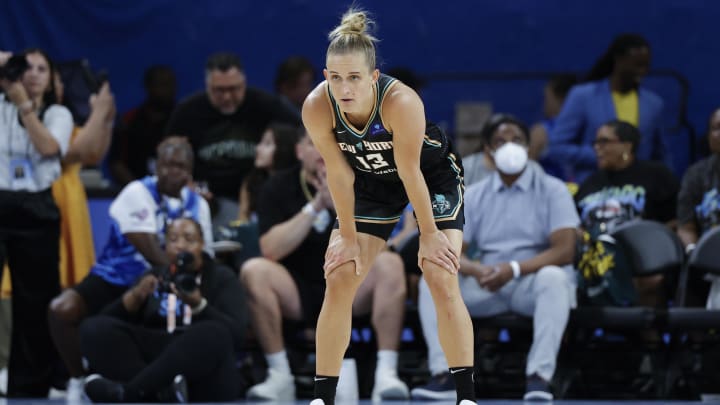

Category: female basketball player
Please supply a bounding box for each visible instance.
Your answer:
[301,7,476,405]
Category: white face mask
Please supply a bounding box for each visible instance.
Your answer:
[492,142,528,175]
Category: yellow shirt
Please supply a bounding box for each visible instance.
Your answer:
[612,90,639,127]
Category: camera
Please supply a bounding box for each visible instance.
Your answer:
[0,55,30,82]
[159,252,199,295]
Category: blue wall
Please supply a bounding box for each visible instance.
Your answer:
[1,0,717,174]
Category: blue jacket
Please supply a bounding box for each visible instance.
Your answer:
[546,79,668,182]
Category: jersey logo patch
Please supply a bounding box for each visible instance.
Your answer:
[432,194,451,215]
[370,123,384,136]
[130,208,149,221]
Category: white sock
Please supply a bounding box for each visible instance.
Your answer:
[265,350,291,374]
[376,350,399,377]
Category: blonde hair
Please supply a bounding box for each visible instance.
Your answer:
[327,7,378,71]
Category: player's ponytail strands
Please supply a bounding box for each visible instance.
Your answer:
[327,7,378,70]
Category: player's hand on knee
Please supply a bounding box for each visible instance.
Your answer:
[418,230,459,274]
[324,233,361,278]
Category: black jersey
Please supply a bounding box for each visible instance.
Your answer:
[327,74,449,182]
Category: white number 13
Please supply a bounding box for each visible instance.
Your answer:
[355,153,389,170]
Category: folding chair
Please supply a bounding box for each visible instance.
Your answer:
[565,220,684,399]
[665,227,720,399]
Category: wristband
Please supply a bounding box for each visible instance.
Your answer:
[302,202,319,218]
[509,260,521,279]
[191,297,207,315]
[18,100,34,116]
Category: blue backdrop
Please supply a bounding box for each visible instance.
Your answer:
[1,0,717,176]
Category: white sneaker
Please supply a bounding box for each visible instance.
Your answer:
[246,369,295,400]
[67,377,86,402]
[0,367,6,395]
[371,372,409,402]
[48,387,67,399]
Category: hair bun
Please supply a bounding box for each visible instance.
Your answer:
[328,8,376,42]
[340,11,367,34]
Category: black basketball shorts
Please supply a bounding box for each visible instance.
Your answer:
[339,152,465,240]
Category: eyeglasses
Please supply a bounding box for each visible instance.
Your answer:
[592,138,622,146]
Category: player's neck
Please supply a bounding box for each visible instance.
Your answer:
[343,85,376,128]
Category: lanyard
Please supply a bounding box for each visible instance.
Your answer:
[4,101,34,160]
[156,195,187,245]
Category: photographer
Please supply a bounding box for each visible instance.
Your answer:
[49,137,213,395]
[79,217,247,403]
[0,48,73,397]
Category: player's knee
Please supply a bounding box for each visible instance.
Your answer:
[422,266,457,298]
[325,265,361,293]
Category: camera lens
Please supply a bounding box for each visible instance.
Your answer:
[175,273,198,295]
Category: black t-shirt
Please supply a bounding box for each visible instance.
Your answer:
[256,165,331,284]
[165,88,301,199]
[111,102,174,181]
[575,160,679,232]
[677,155,720,235]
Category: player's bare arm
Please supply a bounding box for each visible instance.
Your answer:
[384,85,459,272]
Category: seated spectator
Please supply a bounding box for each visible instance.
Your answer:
[575,120,678,306]
[274,56,316,115]
[464,114,546,187]
[165,52,301,227]
[240,132,409,401]
[529,74,579,179]
[80,217,246,402]
[547,34,669,183]
[387,204,421,303]
[412,116,578,402]
[677,107,720,307]
[236,122,301,224]
[110,65,177,186]
[48,137,213,397]
[460,144,495,187]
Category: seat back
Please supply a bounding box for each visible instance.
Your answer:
[610,220,684,277]
[689,226,720,277]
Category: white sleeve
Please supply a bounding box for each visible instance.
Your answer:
[198,197,215,256]
[109,181,158,235]
[43,105,74,156]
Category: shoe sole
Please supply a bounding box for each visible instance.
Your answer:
[373,386,410,401]
[410,388,456,401]
[523,390,554,401]
[246,391,296,401]
[174,375,188,403]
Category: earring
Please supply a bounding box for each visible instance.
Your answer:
[622,151,629,161]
